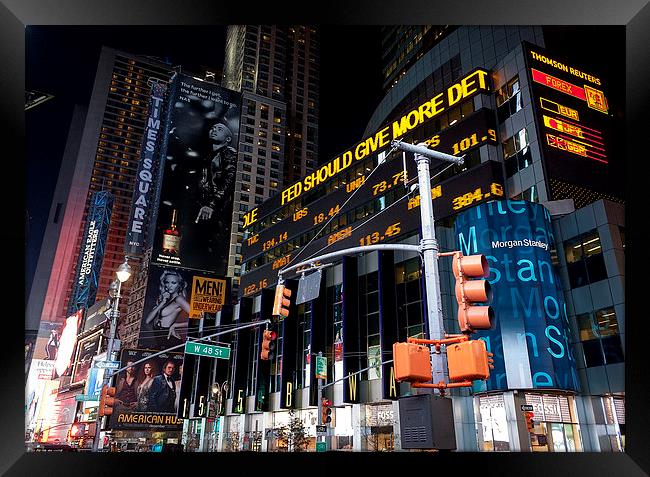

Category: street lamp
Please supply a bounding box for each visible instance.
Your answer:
[92,257,132,452]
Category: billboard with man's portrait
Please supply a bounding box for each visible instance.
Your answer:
[151,73,242,275]
[108,349,185,430]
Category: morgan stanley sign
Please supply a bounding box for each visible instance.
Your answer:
[454,200,578,393]
[125,81,169,256]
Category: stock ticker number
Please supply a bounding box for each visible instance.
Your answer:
[451,129,497,155]
[452,183,504,210]
[243,278,268,297]
[359,222,402,246]
[313,205,341,226]
[262,231,289,252]
[372,171,406,196]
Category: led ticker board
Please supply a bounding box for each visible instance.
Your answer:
[242,108,498,261]
[242,68,493,230]
[239,160,505,297]
[522,42,620,199]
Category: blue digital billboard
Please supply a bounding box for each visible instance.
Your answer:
[68,190,114,315]
[454,200,578,392]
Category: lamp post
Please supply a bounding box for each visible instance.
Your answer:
[92,258,132,452]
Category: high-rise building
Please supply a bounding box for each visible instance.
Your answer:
[222,25,319,288]
[27,47,172,356]
[380,26,452,93]
[222,25,625,453]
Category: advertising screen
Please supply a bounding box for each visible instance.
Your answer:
[522,41,623,201]
[71,331,103,385]
[454,200,579,392]
[108,349,184,430]
[239,160,505,297]
[138,264,222,350]
[151,73,242,275]
[68,190,114,314]
[82,298,110,332]
[54,310,83,379]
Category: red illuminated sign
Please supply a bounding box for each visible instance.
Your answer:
[532,69,586,101]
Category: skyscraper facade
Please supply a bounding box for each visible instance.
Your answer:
[222,25,319,289]
[27,48,172,355]
[224,25,625,453]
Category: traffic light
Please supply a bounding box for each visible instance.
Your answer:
[446,339,492,382]
[98,385,116,417]
[452,253,494,334]
[525,411,535,431]
[260,328,277,361]
[272,284,292,319]
[322,398,332,424]
[392,342,432,383]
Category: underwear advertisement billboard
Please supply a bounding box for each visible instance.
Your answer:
[454,200,578,392]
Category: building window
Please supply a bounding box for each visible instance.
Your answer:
[297,303,312,389]
[511,185,539,203]
[564,231,608,288]
[496,76,523,124]
[577,307,623,367]
[360,271,381,380]
[504,128,532,178]
[395,257,424,339]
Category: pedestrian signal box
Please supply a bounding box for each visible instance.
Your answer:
[446,339,492,382]
[393,342,432,383]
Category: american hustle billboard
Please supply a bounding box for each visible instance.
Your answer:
[522,41,623,201]
[151,73,242,275]
[108,349,185,430]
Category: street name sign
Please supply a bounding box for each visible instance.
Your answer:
[315,355,327,379]
[521,404,534,412]
[75,394,100,401]
[184,341,231,359]
[94,361,120,370]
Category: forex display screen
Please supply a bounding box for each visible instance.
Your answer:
[522,42,622,200]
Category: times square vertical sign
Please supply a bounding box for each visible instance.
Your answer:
[125,81,169,256]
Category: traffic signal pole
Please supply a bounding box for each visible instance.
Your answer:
[91,279,122,453]
[390,140,464,389]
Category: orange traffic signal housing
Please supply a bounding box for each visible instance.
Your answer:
[260,329,277,361]
[393,342,432,383]
[525,411,535,431]
[452,253,495,333]
[446,339,491,382]
[98,386,116,417]
[272,285,292,318]
[322,398,332,424]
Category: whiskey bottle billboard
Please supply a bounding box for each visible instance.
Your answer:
[151,74,242,275]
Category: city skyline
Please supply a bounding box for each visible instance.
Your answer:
[13,14,636,468]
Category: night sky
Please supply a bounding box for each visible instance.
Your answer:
[25,26,623,298]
